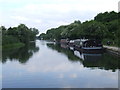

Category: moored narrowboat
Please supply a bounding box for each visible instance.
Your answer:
[60,39,69,44]
[73,39,103,53]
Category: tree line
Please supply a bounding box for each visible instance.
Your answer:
[1,24,39,48]
[39,11,120,47]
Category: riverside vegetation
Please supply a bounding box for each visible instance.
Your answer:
[1,11,120,49]
[39,11,120,47]
[1,24,39,49]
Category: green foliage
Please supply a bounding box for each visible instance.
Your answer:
[2,43,25,50]
[39,11,119,47]
[61,21,82,39]
[29,28,39,41]
[2,35,20,45]
[1,24,39,48]
[94,11,118,23]
[38,33,47,40]
[81,20,108,39]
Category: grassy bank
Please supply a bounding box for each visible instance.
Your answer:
[102,39,119,47]
[2,43,25,50]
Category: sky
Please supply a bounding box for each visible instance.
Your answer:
[0,0,119,34]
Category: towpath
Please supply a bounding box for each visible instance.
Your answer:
[103,45,120,52]
[103,45,120,56]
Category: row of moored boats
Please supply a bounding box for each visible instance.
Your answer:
[59,39,104,53]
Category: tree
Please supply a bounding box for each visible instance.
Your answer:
[17,24,30,44]
[29,28,39,41]
[94,11,118,23]
[39,11,119,47]
[81,20,108,39]
[1,26,7,35]
[2,24,39,47]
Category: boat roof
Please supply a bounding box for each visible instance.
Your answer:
[70,39,101,42]
[73,39,88,42]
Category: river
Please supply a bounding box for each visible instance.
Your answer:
[1,40,119,88]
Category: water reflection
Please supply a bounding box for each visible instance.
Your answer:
[47,43,119,72]
[2,40,118,88]
[2,42,39,64]
[46,43,81,62]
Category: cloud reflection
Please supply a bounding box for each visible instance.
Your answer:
[2,41,118,88]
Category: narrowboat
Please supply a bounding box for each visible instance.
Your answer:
[68,40,75,50]
[60,39,69,44]
[73,39,103,53]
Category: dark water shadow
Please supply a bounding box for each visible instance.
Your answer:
[46,43,119,72]
[2,42,39,64]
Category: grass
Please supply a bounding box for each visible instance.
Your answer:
[2,43,25,50]
[102,39,120,47]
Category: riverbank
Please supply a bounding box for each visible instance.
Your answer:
[2,43,25,50]
[103,45,120,57]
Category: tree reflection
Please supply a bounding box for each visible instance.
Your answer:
[47,43,119,72]
[2,42,39,64]
[82,53,119,72]
[46,43,82,62]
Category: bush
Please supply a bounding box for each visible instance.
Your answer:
[2,35,20,45]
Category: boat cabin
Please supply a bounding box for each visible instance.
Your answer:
[82,39,102,47]
[60,39,69,44]
[73,39,102,48]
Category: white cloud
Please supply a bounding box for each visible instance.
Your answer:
[0,0,119,33]
[70,73,77,78]
[118,1,120,12]
[10,16,28,21]
[34,20,42,23]
[59,74,64,78]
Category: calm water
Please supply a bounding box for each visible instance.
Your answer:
[2,40,119,88]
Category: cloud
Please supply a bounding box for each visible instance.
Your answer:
[11,16,28,21]
[70,73,77,78]
[119,1,120,12]
[59,74,64,78]
[0,0,119,33]
[34,20,42,23]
